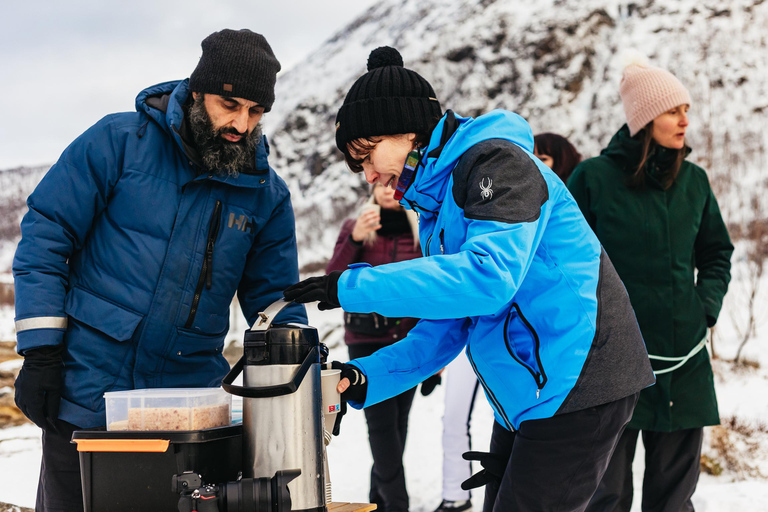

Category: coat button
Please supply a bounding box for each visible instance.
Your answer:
[177,351,182,356]
[669,401,674,407]
[259,179,266,184]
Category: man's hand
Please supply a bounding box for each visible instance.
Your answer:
[283,271,342,310]
[14,345,65,430]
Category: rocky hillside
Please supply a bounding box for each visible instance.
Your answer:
[265,0,768,271]
[1,0,766,272]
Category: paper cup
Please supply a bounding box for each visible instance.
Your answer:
[360,203,381,218]
[321,369,342,435]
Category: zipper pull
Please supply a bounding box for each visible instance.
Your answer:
[536,372,542,399]
[439,229,445,254]
[205,243,213,289]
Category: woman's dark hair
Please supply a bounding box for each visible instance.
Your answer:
[342,131,433,173]
[627,122,687,190]
[533,133,582,183]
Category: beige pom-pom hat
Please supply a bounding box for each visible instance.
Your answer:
[619,52,691,136]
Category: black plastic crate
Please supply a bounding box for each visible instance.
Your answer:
[73,425,242,512]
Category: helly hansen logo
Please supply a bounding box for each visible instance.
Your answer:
[228,213,255,234]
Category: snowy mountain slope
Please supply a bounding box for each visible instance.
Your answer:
[3,1,766,271]
[265,0,768,270]
[0,166,48,273]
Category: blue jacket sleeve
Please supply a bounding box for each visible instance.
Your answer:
[12,116,125,354]
[348,316,470,408]
[336,139,549,320]
[238,180,307,326]
[337,215,545,319]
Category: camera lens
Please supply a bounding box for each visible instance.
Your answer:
[221,470,300,512]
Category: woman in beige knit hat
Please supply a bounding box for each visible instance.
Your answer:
[568,56,734,511]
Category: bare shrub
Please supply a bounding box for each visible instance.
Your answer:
[729,189,768,362]
[0,283,13,307]
[703,416,768,479]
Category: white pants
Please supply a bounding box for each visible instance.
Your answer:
[442,351,483,501]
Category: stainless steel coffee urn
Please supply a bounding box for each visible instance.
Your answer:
[223,299,327,512]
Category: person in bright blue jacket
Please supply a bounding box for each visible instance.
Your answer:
[13,29,306,512]
[285,47,655,512]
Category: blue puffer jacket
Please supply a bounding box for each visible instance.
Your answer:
[13,79,307,428]
[338,110,655,430]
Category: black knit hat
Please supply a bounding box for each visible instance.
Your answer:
[189,29,281,112]
[335,47,442,152]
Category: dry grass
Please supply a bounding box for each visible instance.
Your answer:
[0,341,28,428]
[0,501,33,512]
[702,416,768,479]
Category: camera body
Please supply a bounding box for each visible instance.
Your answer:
[174,472,220,512]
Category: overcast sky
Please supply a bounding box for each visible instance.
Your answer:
[0,1,377,169]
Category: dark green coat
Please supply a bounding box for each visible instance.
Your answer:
[567,125,733,431]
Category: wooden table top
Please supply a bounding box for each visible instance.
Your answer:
[328,503,377,512]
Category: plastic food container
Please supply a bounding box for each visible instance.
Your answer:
[104,388,231,431]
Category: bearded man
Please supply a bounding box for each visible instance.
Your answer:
[12,29,306,512]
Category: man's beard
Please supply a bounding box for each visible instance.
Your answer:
[188,95,262,177]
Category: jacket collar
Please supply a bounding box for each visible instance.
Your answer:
[402,109,535,217]
[135,80,272,187]
[601,124,692,189]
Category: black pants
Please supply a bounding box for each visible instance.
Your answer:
[36,419,84,512]
[585,427,703,512]
[348,343,417,512]
[483,393,638,512]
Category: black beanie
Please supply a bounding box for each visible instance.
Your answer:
[189,29,281,112]
[335,47,442,152]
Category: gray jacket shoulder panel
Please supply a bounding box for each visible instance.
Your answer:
[452,139,548,224]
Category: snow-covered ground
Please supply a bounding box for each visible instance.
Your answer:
[2,278,768,511]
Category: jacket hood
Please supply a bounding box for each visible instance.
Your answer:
[135,79,187,136]
[135,79,271,177]
[403,109,534,214]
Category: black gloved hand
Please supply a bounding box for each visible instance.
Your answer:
[327,361,369,437]
[331,360,368,404]
[420,373,442,396]
[283,271,342,311]
[14,345,65,430]
[460,450,508,490]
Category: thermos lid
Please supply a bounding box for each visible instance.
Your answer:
[244,324,320,365]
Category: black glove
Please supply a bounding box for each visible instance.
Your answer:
[14,345,65,430]
[327,361,369,437]
[460,450,508,490]
[332,360,368,404]
[420,373,442,396]
[283,271,342,311]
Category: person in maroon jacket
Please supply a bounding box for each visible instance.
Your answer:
[327,181,432,512]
